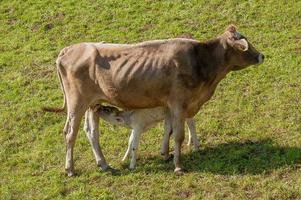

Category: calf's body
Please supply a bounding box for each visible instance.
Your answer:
[91,105,199,169]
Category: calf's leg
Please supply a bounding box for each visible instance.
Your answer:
[129,128,143,169]
[122,130,134,162]
[186,118,200,150]
[161,116,173,160]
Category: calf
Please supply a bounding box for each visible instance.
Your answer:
[84,105,199,169]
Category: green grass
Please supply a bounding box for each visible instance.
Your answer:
[1,0,301,199]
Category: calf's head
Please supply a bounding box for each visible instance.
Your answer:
[223,25,264,71]
[97,105,126,126]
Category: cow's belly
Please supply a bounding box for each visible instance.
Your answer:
[97,75,169,109]
[112,87,168,109]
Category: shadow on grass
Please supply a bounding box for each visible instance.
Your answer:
[135,139,301,175]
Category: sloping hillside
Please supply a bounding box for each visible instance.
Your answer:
[1,0,301,199]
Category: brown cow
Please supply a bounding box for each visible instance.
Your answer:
[45,25,264,176]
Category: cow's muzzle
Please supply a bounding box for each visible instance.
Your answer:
[257,53,264,65]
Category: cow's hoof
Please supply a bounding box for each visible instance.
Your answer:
[194,146,201,151]
[129,167,135,171]
[67,172,75,177]
[174,167,186,176]
[103,166,120,175]
[129,165,136,170]
[65,169,76,177]
[129,162,137,170]
[164,154,174,162]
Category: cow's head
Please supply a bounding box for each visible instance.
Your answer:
[223,25,264,71]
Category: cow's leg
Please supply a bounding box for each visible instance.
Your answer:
[122,130,134,162]
[161,116,173,161]
[170,107,185,174]
[64,104,86,177]
[84,108,110,171]
[129,128,143,169]
[186,118,200,150]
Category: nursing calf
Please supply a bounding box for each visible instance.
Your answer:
[86,105,199,169]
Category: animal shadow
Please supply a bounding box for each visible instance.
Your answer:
[138,138,301,175]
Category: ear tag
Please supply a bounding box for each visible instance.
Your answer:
[235,32,242,39]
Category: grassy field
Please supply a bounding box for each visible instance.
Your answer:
[1,0,301,199]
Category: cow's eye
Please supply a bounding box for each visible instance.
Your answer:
[103,108,110,113]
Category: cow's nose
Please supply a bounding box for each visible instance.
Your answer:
[257,53,264,64]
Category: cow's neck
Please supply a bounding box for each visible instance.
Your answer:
[199,37,231,86]
[186,37,231,117]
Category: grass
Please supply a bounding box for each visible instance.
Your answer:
[1,0,301,199]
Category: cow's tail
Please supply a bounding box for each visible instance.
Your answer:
[42,56,67,113]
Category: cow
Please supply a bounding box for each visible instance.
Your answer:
[86,105,200,169]
[44,25,264,176]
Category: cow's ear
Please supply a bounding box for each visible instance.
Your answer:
[225,25,241,40]
[233,39,249,51]
[226,25,236,33]
[225,25,249,51]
